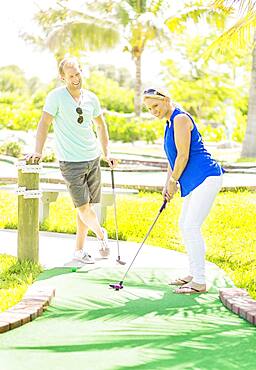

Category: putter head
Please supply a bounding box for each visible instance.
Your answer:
[116,257,126,265]
[109,282,124,291]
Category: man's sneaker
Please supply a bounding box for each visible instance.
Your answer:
[98,228,110,258]
[73,250,95,264]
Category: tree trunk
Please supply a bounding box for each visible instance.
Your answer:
[241,29,256,158]
[134,54,142,116]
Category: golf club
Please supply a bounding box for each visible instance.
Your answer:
[109,199,167,291]
[110,164,126,265]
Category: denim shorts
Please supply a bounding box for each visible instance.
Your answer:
[59,157,101,208]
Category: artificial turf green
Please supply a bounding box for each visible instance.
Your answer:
[0,266,255,370]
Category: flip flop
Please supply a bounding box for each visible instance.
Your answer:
[174,284,207,294]
[169,276,193,286]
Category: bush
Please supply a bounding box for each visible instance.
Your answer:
[106,114,164,143]
[0,254,42,312]
[43,151,56,163]
[232,110,246,143]
[0,141,23,157]
[198,123,226,142]
[86,71,134,113]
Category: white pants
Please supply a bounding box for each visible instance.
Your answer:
[179,175,223,284]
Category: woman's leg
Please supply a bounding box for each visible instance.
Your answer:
[179,175,223,284]
[178,193,194,281]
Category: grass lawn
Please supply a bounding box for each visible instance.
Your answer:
[0,255,41,312]
[0,189,255,300]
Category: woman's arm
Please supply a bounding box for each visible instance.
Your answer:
[171,114,192,180]
[166,114,192,200]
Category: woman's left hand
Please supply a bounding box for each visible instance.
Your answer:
[165,177,178,201]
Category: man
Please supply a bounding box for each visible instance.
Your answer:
[27,57,116,264]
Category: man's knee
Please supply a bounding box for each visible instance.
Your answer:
[78,202,90,214]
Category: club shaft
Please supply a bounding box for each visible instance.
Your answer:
[111,170,120,256]
[121,201,166,282]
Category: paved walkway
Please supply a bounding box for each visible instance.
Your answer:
[0,229,206,271]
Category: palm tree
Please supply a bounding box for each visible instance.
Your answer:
[24,0,172,116]
[23,0,224,116]
[22,3,120,61]
[87,0,225,115]
[207,0,256,157]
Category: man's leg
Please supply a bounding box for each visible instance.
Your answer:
[77,203,109,258]
[75,211,89,252]
[77,203,104,239]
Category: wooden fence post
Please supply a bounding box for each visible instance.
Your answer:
[17,160,41,263]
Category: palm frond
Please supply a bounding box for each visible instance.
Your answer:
[46,21,120,53]
[202,9,256,59]
[148,0,165,15]
[127,0,147,13]
[165,6,222,32]
[213,0,256,15]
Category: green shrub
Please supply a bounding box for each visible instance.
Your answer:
[43,151,56,163]
[86,71,134,113]
[198,123,226,142]
[0,141,23,157]
[0,254,42,312]
[232,110,246,143]
[106,114,164,143]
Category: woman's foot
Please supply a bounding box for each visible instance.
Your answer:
[174,281,207,294]
[169,275,193,286]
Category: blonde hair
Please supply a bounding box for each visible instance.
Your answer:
[58,57,82,76]
[143,87,171,102]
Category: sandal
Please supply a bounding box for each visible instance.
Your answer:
[174,282,207,294]
[169,276,193,286]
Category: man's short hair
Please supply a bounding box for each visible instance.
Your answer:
[58,57,82,76]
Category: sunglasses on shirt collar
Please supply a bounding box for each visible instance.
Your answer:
[76,107,83,124]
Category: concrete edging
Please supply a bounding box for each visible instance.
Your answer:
[0,285,55,333]
[219,288,256,325]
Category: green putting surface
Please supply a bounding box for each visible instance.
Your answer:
[0,266,255,370]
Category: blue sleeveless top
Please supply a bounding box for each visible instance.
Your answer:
[164,107,224,197]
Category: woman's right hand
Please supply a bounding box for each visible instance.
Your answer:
[162,184,168,200]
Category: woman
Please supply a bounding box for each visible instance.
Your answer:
[143,88,224,294]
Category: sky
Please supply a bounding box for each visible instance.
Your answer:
[0,0,165,84]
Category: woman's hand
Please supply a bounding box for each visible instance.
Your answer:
[162,184,168,201]
[165,177,178,202]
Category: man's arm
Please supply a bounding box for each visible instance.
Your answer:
[26,111,53,163]
[93,114,112,161]
[93,114,118,168]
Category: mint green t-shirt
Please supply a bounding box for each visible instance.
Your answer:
[43,87,102,161]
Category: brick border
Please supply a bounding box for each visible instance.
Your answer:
[219,288,256,325]
[0,285,55,333]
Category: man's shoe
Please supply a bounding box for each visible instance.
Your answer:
[73,250,95,264]
[98,228,110,258]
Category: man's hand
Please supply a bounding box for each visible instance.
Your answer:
[104,157,118,169]
[24,152,42,164]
